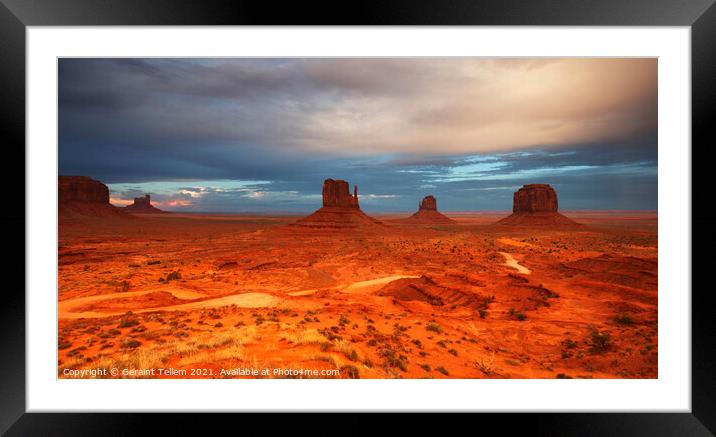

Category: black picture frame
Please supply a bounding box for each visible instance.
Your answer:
[2,0,713,435]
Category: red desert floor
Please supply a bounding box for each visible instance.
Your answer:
[58,211,657,379]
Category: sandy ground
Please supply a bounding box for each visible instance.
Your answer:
[58,210,658,379]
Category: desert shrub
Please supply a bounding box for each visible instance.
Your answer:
[475,352,497,375]
[508,308,527,321]
[588,330,612,354]
[120,338,141,349]
[448,348,458,356]
[58,340,72,350]
[393,323,408,333]
[478,309,487,319]
[435,366,449,376]
[420,364,431,372]
[561,338,578,349]
[118,316,139,329]
[339,315,350,326]
[348,350,359,361]
[166,271,181,281]
[341,365,360,379]
[613,313,634,326]
[426,322,443,334]
[556,373,573,379]
[411,339,423,348]
[380,348,408,372]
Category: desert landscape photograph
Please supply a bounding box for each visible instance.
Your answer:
[57,58,657,379]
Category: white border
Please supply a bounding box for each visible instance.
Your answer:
[27,27,690,412]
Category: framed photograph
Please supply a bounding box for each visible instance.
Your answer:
[4,0,714,434]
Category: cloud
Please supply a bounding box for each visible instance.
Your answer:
[61,58,657,211]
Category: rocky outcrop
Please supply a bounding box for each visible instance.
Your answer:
[394,195,456,225]
[291,179,382,230]
[58,176,126,219]
[59,176,109,203]
[124,194,166,214]
[498,184,579,226]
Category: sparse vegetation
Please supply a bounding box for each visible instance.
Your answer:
[280,328,327,345]
[165,271,182,281]
[508,307,527,321]
[426,322,443,334]
[613,313,634,326]
[340,365,360,379]
[588,330,612,354]
[561,338,578,349]
[380,348,408,372]
[475,352,497,376]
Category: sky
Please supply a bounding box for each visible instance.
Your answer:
[58,58,657,212]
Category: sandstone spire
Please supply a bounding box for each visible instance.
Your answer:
[291,178,382,230]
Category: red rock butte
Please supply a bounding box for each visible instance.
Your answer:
[124,194,166,214]
[497,184,580,226]
[59,175,109,203]
[396,195,456,224]
[59,176,126,218]
[291,179,382,230]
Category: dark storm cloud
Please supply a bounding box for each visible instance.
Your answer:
[59,58,657,212]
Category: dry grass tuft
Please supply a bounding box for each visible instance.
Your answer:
[280,328,327,345]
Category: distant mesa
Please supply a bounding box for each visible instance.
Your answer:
[58,176,126,219]
[291,178,383,230]
[395,195,456,224]
[497,184,580,226]
[124,194,167,214]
